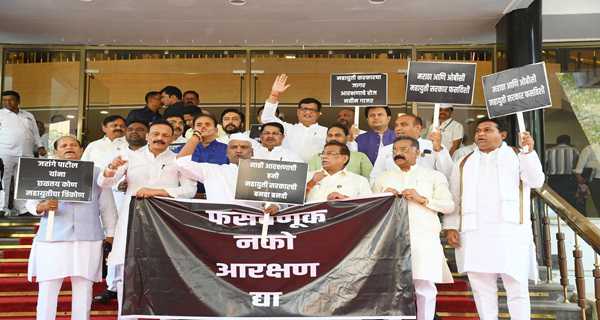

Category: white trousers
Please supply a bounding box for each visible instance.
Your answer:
[414,279,437,320]
[467,272,530,320]
[106,264,117,291]
[0,155,26,214]
[36,276,93,320]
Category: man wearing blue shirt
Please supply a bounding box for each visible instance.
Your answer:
[125,91,162,125]
[355,106,395,164]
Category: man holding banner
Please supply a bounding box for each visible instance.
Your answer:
[98,120,197,316]
[305,141,371,202]
[444,118,544,320]
[26,136,117,320]
[373,135,454,320]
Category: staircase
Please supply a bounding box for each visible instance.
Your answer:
[0,217,117,319]
[0,215,592,319]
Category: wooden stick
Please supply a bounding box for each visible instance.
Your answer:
[516,112,529,153]
[432,103,441,130]
[45,210,55,241]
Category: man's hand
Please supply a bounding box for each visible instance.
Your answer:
[348,125,360,142]
[445,229,461,248]
[520,131,534,153]
[36,199,58,215]
[105,237,114,245]
[135,188,168,198]
[402,188,427,205]
[428,130,442,152]
[37,147,47,157]
[327,192,348,200]
[104,156,127,177]
[263,204,279,216]
[384,187,401,197]
[267,74,291,103]
[311,171,326,184]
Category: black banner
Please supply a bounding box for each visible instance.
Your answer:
[235,158,308,205]
[406,61,477,105]
[15,157,94,202]
[122,196,415,318]
[482,62,552,118]
[330,73,388,107]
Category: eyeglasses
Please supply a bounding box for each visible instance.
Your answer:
[319,152,341,158]
[298,107,319,113]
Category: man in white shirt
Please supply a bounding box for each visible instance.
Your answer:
[372,136,454,320]
[444,118,544,320]
[98,120,197,316]
[253,122,302,162]
[0,90,46,215]
[217,108,246,144]
[81,115,128,169]
[427,104,464,156]
[305,141,371,202]
[261,74,327,162]
[165,114,188,145]
[371,114,453,183]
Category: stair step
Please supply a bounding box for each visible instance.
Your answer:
[0,295,117,312]
[0,277,109,292]
[0,311,116,319]
[0,248,31,259]
[0,263,28,274]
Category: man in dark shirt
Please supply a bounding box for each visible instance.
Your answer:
[161,86,188,118]
[125,91,162,125]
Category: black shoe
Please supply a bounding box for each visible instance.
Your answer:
[93,290,117,304]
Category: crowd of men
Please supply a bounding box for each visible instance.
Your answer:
[0,73,596,320]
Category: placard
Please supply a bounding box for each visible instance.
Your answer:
[406,61,477,105]
[482,62,552,118]
[330,73,388,107]
[235,158,308,205]
[15,158,94,202]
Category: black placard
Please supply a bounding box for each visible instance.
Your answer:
[15,158,94,202]
[235,159,308,205]
[406,61,477,105]
[482,62,552,118]
[330,73,388,107]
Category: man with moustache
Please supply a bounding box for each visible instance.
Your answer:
[0,90,46,215]
[371,114,453,183]
[217,108,246,144]
[372,136,454,320]
[261,74,327,162]
[305,141,371,202]
[443,118,544,320]
[355,106,395,164]
[253,122,301,162]
[27,135,117,320]
[99,120,196,316]
[165,114,187,145]
[82,115,128,169]
[308,123,372,178]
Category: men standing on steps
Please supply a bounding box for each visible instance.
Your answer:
[305,141,372,202]
[253,122,302,162]
[27,135,117,320]
[0,90,46,216]
[444,118,545,320]
[372,136,454,320]
[261,74,327,162]
[98,120,197,317]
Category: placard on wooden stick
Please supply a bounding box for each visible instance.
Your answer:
[330,73,388,128]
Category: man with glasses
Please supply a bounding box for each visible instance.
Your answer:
[253,122,301,162]
[305,141,371,202]
[261,74,327,162]
[308,123,372,178]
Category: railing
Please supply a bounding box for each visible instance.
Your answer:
[533,184,600,320]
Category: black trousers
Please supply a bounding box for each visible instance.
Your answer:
[547,175,585,213]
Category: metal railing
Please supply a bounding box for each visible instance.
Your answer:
[533,184,600,320]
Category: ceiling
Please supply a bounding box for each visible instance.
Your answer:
[0,0,540,46]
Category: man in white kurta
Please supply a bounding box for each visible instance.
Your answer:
[372,136,454,320]
[26,136,116,320]
[371,114,453,183]
[261,74,327,162]
[81,115,128,168]
[253,122,303,162]
[98,120,197,316]
[443,118,545,320]
[305,141,371,202]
